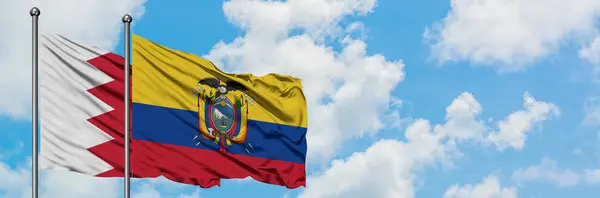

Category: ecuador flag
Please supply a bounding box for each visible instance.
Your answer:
[129,34,308,188]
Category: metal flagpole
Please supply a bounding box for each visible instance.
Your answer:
[122,14,132,198]
[30,7,40,198]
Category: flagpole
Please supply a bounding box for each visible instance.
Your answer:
[122,14,132,198]
[30,7,40,198]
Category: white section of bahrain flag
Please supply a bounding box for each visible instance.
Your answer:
[39,33,117,175]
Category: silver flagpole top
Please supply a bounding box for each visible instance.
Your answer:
[30,7,40,16]
[122,14,132,23]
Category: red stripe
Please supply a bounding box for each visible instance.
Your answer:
[94,139,306,188]
[84,52,306,188]
[135,140,306,188]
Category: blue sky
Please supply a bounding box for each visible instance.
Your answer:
[1,0,600,197]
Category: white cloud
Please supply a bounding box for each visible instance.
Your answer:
[0,157,201,198]
[297,93,476,198]
[132,183,161,198]
[579,35,600,76]
[206,0,404,162]
[443,175,517,198]
[298,92,556,198]
[438,92,486,143]
[0,0,147,118]
[487,92,560,150]
[219,0,377,40]
[132,178,201,198]
[430,91,560,151]
[580,36,600,65]
[512,158,580,187]
[425,0,600,71]
[584,169,600,184]
[41,171,120,198]
[0,157,120,198]
[582,96,600,126]
[176,190,201,198]
[298,120,446,198]
[385,98,414,130]
[131,177,202,198]
[0,159,30,198]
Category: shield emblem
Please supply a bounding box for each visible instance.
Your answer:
[191,77,254,153]
[210,96,236,133]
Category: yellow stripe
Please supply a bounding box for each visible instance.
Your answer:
[132,34,307,128]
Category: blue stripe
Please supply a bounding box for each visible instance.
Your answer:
[132,103,307,164]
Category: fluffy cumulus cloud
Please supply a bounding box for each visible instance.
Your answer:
[425,0,600,71]
[443,175,517,198]
[298,120,446,198]
[0,0,146,118]
[512,158,580,187]
[438,92,486,142]
[425,91,560,152]
[298,92,557,198]
[205,0,405,162]
[487,92,560,150]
